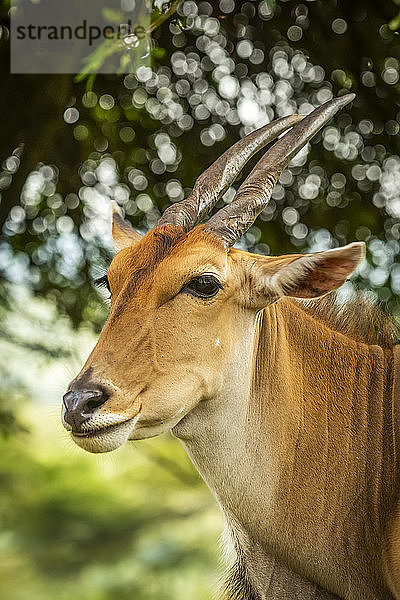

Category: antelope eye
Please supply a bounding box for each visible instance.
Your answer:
[182,275,222,299]
[94,274,111,298]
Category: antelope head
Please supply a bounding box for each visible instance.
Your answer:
[62,94,365,453]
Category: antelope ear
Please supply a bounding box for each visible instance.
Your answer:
[111,202,142,251]
[259,242,365,300]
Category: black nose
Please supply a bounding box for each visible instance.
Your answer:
[62,388,107,431]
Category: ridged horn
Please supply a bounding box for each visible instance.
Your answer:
[203,94,355,247]
[157,114,304,231]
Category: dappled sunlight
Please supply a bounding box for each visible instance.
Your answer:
[3,0,400,311]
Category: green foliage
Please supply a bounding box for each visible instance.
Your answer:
[0,412,221,600]
[1,0,400,329]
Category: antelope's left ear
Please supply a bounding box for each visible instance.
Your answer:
[254,242,365,303]
[111,202,143,251]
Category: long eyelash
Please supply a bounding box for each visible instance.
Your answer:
[94,275,110,290]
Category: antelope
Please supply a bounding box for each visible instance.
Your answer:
[62,94,400,600]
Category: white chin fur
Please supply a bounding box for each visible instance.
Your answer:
[72,415,140,454]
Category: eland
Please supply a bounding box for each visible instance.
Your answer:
[62,94,400,599]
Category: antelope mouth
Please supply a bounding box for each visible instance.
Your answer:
[71,419,134,439]
[69,413,142,453]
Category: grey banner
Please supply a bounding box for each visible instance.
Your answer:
[11,0,151,74]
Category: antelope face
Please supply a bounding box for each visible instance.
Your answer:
[62,94,361,453]
[62,224,237,452]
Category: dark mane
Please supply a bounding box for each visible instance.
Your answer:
[297,290,400,348]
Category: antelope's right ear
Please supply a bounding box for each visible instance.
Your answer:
[111,202,142,251]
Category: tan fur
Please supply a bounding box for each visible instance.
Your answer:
[65,221,400,599]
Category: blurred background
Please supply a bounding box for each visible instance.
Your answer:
[1,0,400,598]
